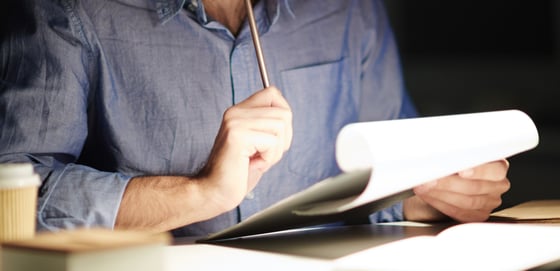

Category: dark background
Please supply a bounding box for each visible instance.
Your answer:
[384,0,560,209]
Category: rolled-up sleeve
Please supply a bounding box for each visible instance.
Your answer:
[0,1,130,231]
[35,161,130,231]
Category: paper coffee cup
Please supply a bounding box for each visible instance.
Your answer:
[0,163,40,242]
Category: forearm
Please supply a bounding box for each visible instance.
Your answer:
[115,175,224,232]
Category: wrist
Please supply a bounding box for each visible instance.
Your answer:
[403,196,448,222]
[194,174,241,216]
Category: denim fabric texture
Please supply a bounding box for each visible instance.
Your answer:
[0,0,417,236]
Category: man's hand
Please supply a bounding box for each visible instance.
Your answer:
[115,87,292,231]
[403,160,511,222]
[199,86,293,213]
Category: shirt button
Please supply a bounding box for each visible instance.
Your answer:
[245,191,255,200]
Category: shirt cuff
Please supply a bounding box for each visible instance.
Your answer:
[369,201,404,223]
[36,163,131,231]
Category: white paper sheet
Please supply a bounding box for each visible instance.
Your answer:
[335,223,560,271]
[334,110,539,212]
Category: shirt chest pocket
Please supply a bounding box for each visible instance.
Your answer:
[280,58,358,182]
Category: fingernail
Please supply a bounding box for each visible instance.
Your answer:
[459,168,475,178]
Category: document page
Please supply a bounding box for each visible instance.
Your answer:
[335,223,560,271]
[202,110,539,241]
[324,110,539,214]
[491,200,560,222]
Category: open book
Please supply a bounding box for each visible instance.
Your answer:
[200,110,539,242]
[334,222,560,271]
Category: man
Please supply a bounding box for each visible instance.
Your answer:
[0,0,509,237]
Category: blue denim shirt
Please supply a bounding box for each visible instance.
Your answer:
[0,0,417,236]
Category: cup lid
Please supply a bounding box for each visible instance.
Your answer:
[0,163,41,188]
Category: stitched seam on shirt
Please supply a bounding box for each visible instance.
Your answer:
[60,0,94,58]
[281,0,295,19]
[156,0,185,24]
[36,166,70,231]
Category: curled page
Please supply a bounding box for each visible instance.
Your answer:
[332,109,539,213]
[201,110,539,241]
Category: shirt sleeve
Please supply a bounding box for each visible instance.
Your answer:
[0,1,130,231]
[358,0,419,223]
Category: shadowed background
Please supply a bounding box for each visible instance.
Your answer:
[384,0,560,208]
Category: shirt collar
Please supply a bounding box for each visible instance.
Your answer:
[154,0,285,25]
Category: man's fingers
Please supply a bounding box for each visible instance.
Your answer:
[201,87,293,211]
[224,108,291,151]
[458,159,509,181]
[417,188,503,212]
[225,88,292,151]
[254,86,292,151]
[236,86,290,110]
[410,160,511,223]
[246,132,282,165]
[268,86,291,110]
[416,177,511,196]
[222,122,283,164]
[417,194,493,222]
[413,176,509,222]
